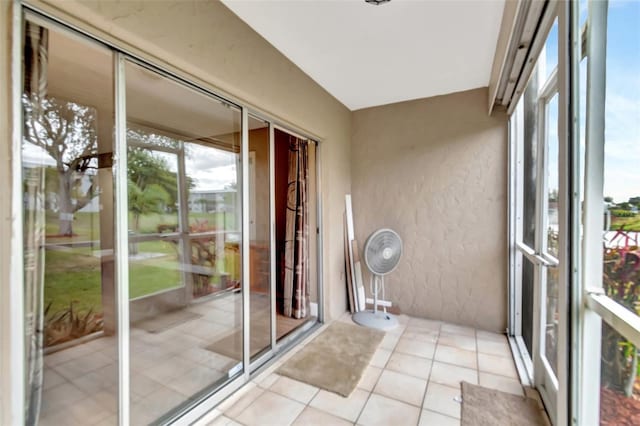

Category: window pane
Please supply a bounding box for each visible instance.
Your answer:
[542,19,558,83]
[22,21,118,425]
[521,257,535,356]
[599,1,640,423]
[125,61,243,424]
[248,116,271,359]
[522,76,539,248]
[547,93,560,257]
[579,0,588,27]
[601,0,640,334]
[544,266,559,376]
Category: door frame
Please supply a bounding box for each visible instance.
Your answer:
[533,69,561,421]
[247,121,324,373]
[508,8,566,424]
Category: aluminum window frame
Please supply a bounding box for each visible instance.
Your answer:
[5,3,26,425]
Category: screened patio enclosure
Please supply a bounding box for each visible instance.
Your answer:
[2,0,640,425]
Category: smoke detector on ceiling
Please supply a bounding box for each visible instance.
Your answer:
[365,0,391,5]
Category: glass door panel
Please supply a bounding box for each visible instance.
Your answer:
[545,93,560,259]
[248,116,273,362]
[541,93,560,388]
[274,128,315,341]
[521,257,536,356]
[127,145,185,300]
[124,60,243,424]
[22,20,119,426]
[544,265,559,376]
[512,20,562,420]
[516,76,540,362]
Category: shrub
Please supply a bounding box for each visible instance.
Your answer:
[44,302,103,347]
[601,242,640,396]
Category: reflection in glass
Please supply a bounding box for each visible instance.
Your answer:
[248,116,272,360]
[22,20,118,425]
[127,144,179,235]
[125,61,243,424]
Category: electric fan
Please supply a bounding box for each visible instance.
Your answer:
[352,228,402,331]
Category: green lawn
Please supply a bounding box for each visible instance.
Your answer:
[44,249,103,315]
[42,210,241,319]
[130,211,238,234]
[45,211,238,237]
[44,244,182,315]
[130,240,182,299]
[45,211,100,241]
[611,214,640,232]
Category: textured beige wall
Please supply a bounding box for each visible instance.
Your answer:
[23,0,352,320]
[352,88,508,332]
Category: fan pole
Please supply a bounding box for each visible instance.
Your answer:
[372,275,379,315]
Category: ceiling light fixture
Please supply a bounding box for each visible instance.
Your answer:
[365,0,391,5]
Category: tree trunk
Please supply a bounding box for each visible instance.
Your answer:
[57,171,74,236]
[134,214,140,232]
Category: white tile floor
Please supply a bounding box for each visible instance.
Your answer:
[205,313,543,426]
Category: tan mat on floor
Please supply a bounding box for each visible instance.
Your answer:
[133,309,202,334]
[461,382,547,426]
[277,321,384,397]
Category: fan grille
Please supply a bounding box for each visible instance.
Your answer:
[364,229,402,276]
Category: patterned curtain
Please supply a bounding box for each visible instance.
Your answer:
[23,21,48,426]
[282,136,310,319]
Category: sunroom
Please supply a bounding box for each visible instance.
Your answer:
[0,0,638,425]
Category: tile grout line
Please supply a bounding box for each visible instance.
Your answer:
[354,391,373,426]
[416,324,441,426]
[356,324,408,425]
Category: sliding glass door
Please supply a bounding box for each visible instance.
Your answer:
[511,15,563,424]
[20,10,322,424]
[248,115,274,363]
[21,19,120,426]
[123,60,244,423]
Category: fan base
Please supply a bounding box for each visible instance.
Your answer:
[352,311,398,331]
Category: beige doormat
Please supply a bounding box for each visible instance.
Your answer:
[277,321,384,397]
[461,382,547,426]
[133,309,201,334]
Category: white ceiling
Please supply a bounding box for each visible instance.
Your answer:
[222,0,505,111]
